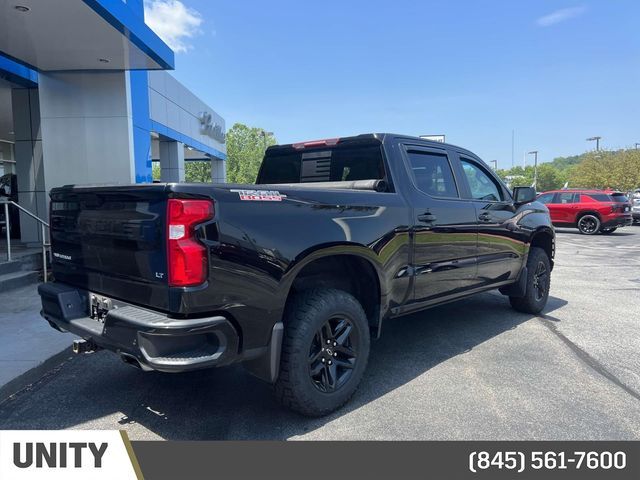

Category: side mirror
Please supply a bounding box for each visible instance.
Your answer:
[513,186,536,204]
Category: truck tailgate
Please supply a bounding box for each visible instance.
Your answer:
[49,185,170,309]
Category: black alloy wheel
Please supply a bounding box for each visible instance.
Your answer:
[577,214,600,234]
[308,317,358,393]
[532,260,548,302]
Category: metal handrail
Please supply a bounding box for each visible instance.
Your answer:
[1,197,51,282]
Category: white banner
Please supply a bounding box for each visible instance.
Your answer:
[0,430,141,480]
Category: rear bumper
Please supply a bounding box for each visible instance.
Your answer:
[38,282,240,373]
[601,215,633,229]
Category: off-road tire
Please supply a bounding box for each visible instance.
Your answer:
[274,288,370,416]
[509,247,551,314]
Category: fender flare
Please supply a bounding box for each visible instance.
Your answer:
[529,226,555,267]
[244,243,388,384]
[278,243,389,312]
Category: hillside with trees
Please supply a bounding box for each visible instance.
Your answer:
[496,148,640,192]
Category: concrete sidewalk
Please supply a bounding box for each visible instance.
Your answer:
[0,284,74,400]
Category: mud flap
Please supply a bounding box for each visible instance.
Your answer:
[243,322,284,383]
[498,266,528,298]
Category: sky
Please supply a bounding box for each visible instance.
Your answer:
[143,0,640,169]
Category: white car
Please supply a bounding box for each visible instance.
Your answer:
[632,197,640,224]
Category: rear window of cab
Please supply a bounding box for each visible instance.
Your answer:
[257,145,386,184]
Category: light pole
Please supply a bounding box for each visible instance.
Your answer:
[586,136,601,151]
[527,151,538,190]
[511,130,515,168]
[259,130,274,151]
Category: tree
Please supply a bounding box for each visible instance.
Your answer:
[613,149,640,191]
[185,161,212,183]
[496,165,534,189]
[497,162,571,191]
[496,148,640,192]
[569,149,640,191]
[535,163,561,191]
[226,123,277,184]
[152,160,212,183]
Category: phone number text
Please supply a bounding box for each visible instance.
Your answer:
[469,450,627,473]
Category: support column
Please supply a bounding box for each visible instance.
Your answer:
[128,0,152,183]
[129,70,153,183]
[159,140,185,182]
[38,72,138,192]
[211,158,226,183]
[11,88,45,244]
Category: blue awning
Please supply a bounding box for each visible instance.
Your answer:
[0,0,174,72]
[0,55,37,87]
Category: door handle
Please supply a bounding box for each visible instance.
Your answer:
[418,213,437,223]
[478,212,492,222]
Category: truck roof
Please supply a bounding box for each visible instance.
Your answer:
[267,133,480,159]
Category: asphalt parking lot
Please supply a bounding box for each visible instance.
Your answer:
[1,226,639,440]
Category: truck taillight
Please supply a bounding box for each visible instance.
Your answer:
[167,199,214,287]
[292,138,340,149]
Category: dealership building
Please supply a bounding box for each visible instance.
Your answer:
[0,0,226,245]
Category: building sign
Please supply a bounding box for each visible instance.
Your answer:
[198,111,226,144]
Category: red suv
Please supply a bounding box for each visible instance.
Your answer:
[537,189,632,235]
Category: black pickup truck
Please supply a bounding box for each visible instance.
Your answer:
[39,133,554,416]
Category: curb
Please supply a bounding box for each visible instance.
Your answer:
[0,347,74,404]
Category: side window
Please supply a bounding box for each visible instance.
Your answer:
[460,159,503,201]
[557,192,576,204]
[536,193,555,204]
[406,150,458,198]
[585,193,611,202]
